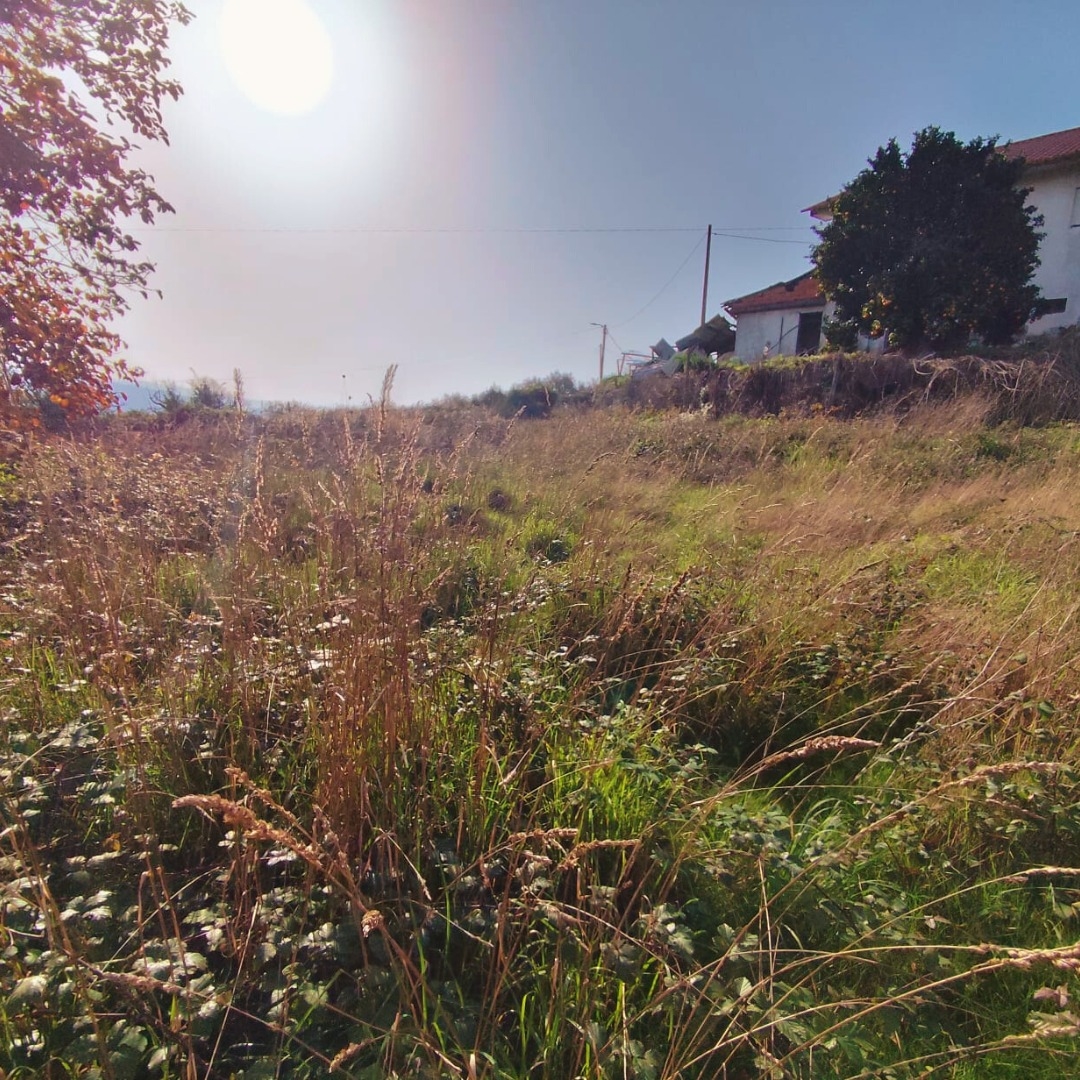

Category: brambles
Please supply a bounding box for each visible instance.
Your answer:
[1,398,1079,1076]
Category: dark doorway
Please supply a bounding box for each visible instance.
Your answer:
[796,311,823,354]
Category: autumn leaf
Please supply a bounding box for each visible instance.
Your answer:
[0,0,191,425]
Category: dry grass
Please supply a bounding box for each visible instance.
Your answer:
[1,383,1079,1077]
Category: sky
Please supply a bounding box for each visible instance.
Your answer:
[118,0,1080,407]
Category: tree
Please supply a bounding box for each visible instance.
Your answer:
[812,127,1043,354]
[0,0,190,422]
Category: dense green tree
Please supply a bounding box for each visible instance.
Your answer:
[812,127,1043,354]
[0,0,190,423]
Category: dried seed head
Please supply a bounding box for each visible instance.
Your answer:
[361,909,386,937]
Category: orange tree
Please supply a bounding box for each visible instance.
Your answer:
[0,0,190,422]
[813,127,1043,354]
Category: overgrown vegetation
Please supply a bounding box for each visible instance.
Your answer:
[468,372,587,418]
[149,371,245,422]
[2,362,1080,1077]
[467,328,1080,425]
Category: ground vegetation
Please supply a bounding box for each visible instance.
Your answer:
[1,358,1079,1076]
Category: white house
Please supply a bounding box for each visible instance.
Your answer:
[1000,125,1080,333]
[725,124,1080,361]
[724,272,830,361]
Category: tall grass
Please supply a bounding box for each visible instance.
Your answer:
[1,386,1078,1077]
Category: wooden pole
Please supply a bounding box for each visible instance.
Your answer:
[700,224,712,328]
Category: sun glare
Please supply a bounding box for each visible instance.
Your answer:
[219,0,334,116]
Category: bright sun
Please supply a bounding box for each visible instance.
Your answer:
[219,0,334,116]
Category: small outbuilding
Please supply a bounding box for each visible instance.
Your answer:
[724,273,829,361]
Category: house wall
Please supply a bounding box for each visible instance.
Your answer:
[732,303,887,361]
[732,307,823,361]
[1025,164,1080,333]
[734,304,833,358]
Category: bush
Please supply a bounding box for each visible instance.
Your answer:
[150,375,234,421]
[474,372,582,418]
[189,375,230,410]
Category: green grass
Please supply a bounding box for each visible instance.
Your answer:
[1,396,1079,1077]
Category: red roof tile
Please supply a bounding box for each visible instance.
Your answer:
[1003,125,1080,167]
[725,272,825,316]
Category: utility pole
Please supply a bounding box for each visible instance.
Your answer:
[700,223,712,329]
[591,322,608,382]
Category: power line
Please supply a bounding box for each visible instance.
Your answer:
[136,224,705,235]
[611,232,707,328]
[132,223,815,240]
[711,230,812,245]
[709,225,811,231]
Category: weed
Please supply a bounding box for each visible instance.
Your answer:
[2,391,1079,1076]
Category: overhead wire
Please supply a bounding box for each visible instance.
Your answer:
[127,219,817,362]
[610,232,707,328]
[133,223,815,240]
[137,224,703,235]
[711,230,812,245]
[605,328,626,356]
[606,225,815,338]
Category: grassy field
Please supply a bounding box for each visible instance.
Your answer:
[2,367,1079,1077]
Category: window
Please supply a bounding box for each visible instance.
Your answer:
[1072,187,1080,227]
[1033,297,1068,317]
[795,311,823,354]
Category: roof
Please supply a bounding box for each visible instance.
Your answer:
[805,124,1080,219]
[805,197,833,221]
[1003,125,1080,167]
[724,272,825,317]
[675,314,736,354]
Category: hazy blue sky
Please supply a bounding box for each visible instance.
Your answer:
[120,0,1080,406]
